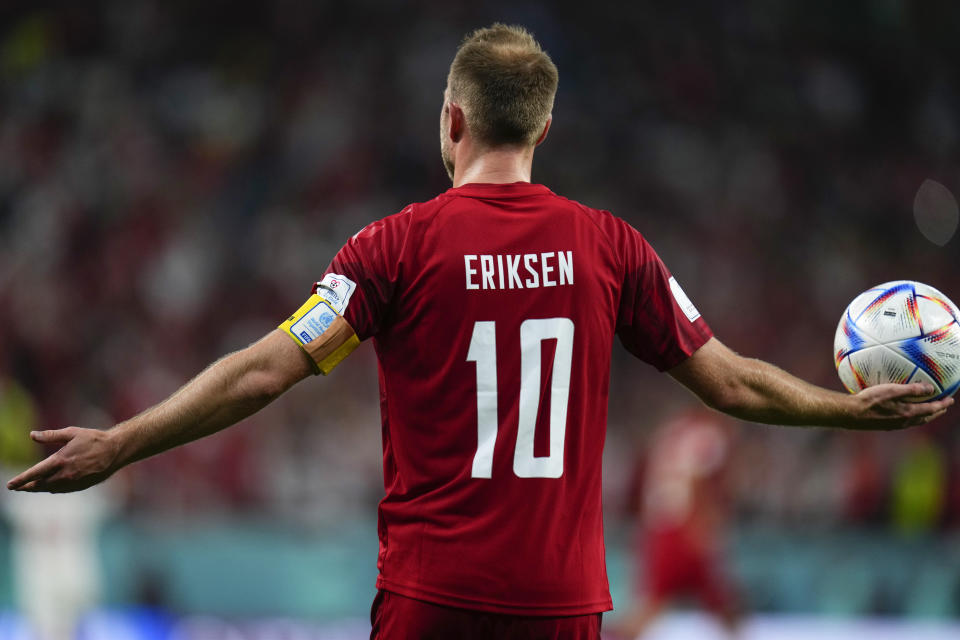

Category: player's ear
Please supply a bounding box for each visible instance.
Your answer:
[448,102,465,143]
[534,114,552,147]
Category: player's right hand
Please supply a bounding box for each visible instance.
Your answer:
[5,427,120,493]
[852,383,954,430]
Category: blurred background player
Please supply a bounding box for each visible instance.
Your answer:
[612,409,742,639]
[0,373,111,640]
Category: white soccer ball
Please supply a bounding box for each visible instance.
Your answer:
[834,280,960,400]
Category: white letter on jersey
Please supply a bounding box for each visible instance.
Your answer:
[558,251,574,285]
[541,252,556,287]
[480,255,495,290]
[507,255,523,289]
[523,254,540,288]
[465,255,479,290]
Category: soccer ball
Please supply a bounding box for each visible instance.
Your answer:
[834,280,960,400]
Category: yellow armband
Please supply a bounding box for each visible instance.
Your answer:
[279,294,361,375]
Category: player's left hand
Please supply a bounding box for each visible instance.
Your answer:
[6,427,120,493]
[852,383,954,429]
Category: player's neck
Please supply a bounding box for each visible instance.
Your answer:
[452,145,535,187]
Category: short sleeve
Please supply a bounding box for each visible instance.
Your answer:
[321,207,413,341]
[613,219,713,370]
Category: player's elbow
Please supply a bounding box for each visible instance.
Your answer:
[229,331,313,406]
[701,385,750,418]
[227,350,297,408]
[698,381,748,416]
[673,343,756,417]
[692,359,760,418]
[695,361,767,421]
[238,368,293,406]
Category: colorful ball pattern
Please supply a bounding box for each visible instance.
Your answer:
[834,281,960,400]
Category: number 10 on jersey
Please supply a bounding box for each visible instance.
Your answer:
[466,318,574,479]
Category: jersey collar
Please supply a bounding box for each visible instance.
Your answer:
[445,182,554,199]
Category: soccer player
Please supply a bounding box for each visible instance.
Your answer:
[613,410,742,639]
[6,24,954,640]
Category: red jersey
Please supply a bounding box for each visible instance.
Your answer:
[321,182,712,615]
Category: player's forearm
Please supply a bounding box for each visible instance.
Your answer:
[710,356,855,427]
[701,352,951,430]
[670,338,948,430]
[8,332,316,494]
[109,332,309,469]
[109,364,268,468]
[109,356,270,467]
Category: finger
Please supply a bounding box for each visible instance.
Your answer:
[934,396,955,411]
[11,477,55,492]
[896,382,937,399]
[907,408,947,426]
[15,471,67,493]
[30,428,77,444]
[18,480,43,492]
[6,456,61,490]
[909,395,954,416]
[21,475,82,494]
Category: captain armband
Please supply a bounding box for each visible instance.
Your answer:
[278,294,361,375]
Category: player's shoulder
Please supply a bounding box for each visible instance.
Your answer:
[545,191,647,249]
[346,194,457,257]
[550,192,620,223]
[350,201,419,243]
[364,192,453,230]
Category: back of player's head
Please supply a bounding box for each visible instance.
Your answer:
[447,24,558,148]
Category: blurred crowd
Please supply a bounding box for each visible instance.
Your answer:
[1,0,960,540]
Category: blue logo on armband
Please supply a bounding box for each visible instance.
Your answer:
[317,311,335,329]
[291,302,338,345]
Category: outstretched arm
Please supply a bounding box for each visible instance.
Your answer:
[670,337,954,429]
[7,329,314,493]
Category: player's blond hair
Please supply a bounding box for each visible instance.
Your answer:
[447,24,558,148]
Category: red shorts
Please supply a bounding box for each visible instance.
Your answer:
[370,590,603,640]
[641,526,735,612]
